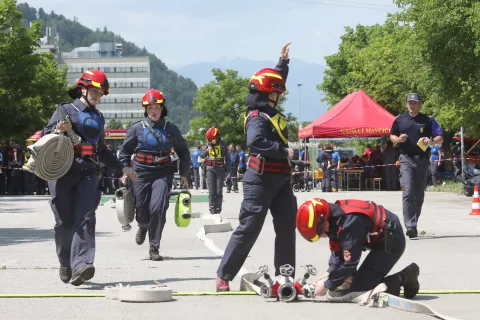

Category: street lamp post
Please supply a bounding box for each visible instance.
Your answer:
[297,84,303,130]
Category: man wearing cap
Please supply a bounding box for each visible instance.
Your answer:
[390,93,444,239]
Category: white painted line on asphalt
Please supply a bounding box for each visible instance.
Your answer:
[0,260,17,267]
[194,214,251,277]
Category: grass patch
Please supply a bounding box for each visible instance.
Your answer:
[425,180,463,194]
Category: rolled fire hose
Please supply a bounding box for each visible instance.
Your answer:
[115,187,135,231]
[105,281,173,303]
[22,133,74,181]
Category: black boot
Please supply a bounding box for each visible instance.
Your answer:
[136,227,147,245]
[400,263,420,299]
[406,227,418,239]
[71,264,95,286]
[59,266,72,283]
[149,247,163,261]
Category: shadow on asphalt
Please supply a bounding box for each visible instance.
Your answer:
[0,228,113,246]
[81,277,216,290]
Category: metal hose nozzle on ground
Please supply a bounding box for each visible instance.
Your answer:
[277,264,297,302]
[278,283,297,302]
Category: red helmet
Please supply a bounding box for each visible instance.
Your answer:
[206,127,220,143]
[77,70,110,95]
[296,198,331,242]
[142,89,165,106]
[142,89,167,118]
[248,68,286,93]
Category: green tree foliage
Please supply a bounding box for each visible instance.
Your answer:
[0,0,69,140]
[16,2,198,134]
[318,1,480,137]
[106,118,123,129]
[123,120,134,129]
[318,23,415,116]
[186,68,297,149]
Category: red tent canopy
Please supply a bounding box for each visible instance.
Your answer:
[26,130,43,142]
[298,90,396,139]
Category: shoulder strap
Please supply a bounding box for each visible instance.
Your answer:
[142,120,166,150]
[243,110,270,133]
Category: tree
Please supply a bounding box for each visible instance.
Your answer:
[123,120,134,129]
[107,118,123,129]
[318,23,415,116]
[0,0,69,140]
[187,68,297,149]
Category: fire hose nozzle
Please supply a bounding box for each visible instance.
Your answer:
[181,197,191,206]
[302,284,315,299]
[260,284,272,299]
[278,283,297,302]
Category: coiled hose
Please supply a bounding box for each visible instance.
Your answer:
[24,134,74,181]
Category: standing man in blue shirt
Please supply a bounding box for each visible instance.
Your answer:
[191,146,202,190]
[390,93,444,239]
[226,144,240,193]
[429,144,442,187]
[236,145,246,176]
[329,146,341,192]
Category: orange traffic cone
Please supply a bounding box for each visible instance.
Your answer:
[470,185,480,216]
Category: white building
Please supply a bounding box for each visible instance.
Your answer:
[59,42,151,124]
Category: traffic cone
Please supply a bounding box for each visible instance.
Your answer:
[470,185,480,216]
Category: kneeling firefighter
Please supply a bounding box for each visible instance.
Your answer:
[199,127,228,214]
[118,89,190,261]
[216,42,296,292]
[296,198,420,299]
[42,70,137,286]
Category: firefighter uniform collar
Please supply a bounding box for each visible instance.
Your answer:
[73,98,98,113]
[144,117,166,129]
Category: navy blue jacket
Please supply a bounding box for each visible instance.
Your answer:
[118,118,190,177]
[324,213,378,291]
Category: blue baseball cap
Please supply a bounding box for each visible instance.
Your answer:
[406,93,422,102]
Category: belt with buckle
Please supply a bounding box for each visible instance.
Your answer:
[248,155,291,175]
[135,152,171,165]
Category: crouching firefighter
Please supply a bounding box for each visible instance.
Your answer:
[216,42,296,292]
[296,198,420,299]
[118,89,190,261]
[42,69,137,286]
[200,127,228,215]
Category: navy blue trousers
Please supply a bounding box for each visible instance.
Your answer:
[217,169,297,280]
[132,171,173,249]
[48,170,101,271]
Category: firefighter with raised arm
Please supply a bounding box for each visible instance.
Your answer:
[200,127,228,215]
[216,42,296,292]
[118,89,190,261]
[296,198,420,299]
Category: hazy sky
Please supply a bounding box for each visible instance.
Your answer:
[23,0,399,68]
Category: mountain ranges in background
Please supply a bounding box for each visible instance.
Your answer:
[174,58,328,122]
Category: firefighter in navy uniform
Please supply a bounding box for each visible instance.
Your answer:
[200,128,228,214]
[216,42,296,292]
[118,89,190,261]
[390,93,444,239]
[42,70,137,286]
[296,198,420,299]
